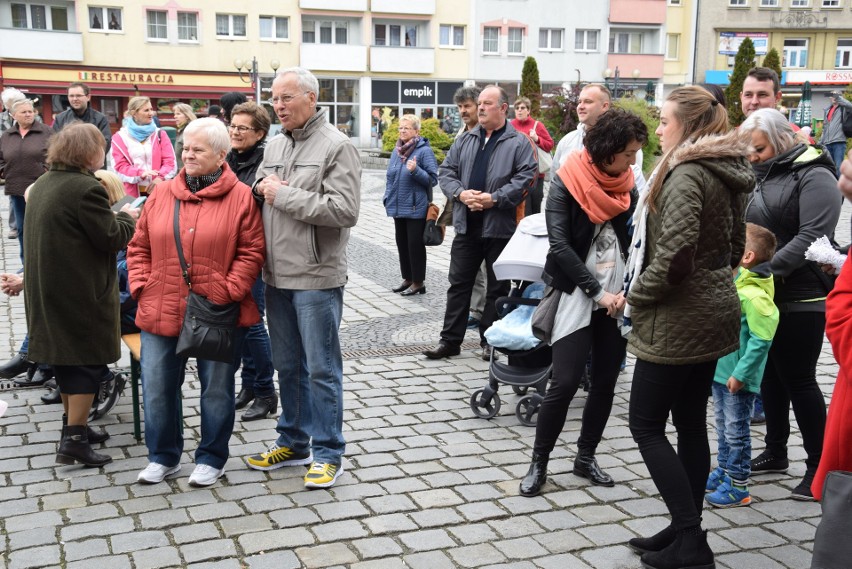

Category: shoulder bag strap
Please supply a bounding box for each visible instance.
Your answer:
[173,198,192,289]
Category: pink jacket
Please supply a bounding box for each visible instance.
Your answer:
[111,128,177,197]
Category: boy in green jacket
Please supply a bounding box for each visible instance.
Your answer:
[706,223,780,507]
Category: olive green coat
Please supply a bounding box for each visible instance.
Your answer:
[24,166,136,365]
[627,130,755,365]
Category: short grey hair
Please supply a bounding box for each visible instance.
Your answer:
[10,98,34,114]
[400,113,421,131]
[182,117,230,155]
[740,108,798,156]
[1,87,26,109]
[276,67,319,97]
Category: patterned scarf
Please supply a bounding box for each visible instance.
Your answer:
[395,136,420,161]
[557,148,634,224]
[185,167,223,193]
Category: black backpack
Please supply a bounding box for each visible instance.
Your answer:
[841,105,852,138]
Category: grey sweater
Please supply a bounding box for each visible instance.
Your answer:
[820,96,852,145]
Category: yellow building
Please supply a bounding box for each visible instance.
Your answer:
[663,0,698,96]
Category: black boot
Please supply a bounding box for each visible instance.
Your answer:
[235,387,255,410]
[0,353,32,379]
[519,452,549,497]
[640,527,715,569]
[62,415,110,444]
[573,454,614,487]
[56,425,112,466]
[41,383,62,405]
[629,525,677,555]
[242,394,278,421]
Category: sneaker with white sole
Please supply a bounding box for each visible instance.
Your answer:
[137,462,181,484]
[188,464,225,487]
[246,444,313,471]
[304,462,343,489]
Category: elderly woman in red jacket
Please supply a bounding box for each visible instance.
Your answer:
[128,117,264,488]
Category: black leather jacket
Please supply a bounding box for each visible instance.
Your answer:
[542,174,636,298]
[226,141,266,187]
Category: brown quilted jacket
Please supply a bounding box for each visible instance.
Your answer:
[627,130,755,365]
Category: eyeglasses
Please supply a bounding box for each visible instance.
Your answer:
[227,125,257,133]
[271,92,310,105]
[398,127,415,132]
[68,95,88,99]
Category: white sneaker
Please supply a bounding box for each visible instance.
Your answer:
[137,462,181,484]
[188,463,225,487]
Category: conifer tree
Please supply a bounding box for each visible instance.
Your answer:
[520,57,542,115]
[725,37,756,126]
[762,47,782,80]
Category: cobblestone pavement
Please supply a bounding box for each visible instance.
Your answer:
[0,173,848,569]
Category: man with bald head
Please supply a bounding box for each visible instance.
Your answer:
[423,85,537,361]
[553,83,646,191]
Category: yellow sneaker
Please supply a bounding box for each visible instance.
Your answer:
[304,462,344,489]
[246,444,312,471]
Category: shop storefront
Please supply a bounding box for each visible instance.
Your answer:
[372,79,464,131]
[0,62,252,131]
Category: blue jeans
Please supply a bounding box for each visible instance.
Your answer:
[712,382,756,483]
[238,276,275,397]
[140,329,244,470]
[266,285,345,464]
[10,195,25,264]
[826,141,847,178]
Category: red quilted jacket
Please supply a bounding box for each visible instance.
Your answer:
[127,163,265,337]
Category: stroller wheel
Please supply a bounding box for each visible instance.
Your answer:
[515,394,541,427]
[89,372,126,421]
[470,389,501,419]
[512,385,529,396]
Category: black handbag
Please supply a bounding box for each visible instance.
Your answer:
[423,202,445,246]
[172,199,240,363]
[811,470,852,569]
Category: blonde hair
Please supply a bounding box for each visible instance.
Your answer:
[172,103,197,127]
[94,170,125,205]
[125,96,151,118]
[400,113,420,131]
[647,86,729,212]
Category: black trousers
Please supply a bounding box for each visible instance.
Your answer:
[629,358,716,530]
[440,232,510,346]
[525,176,544,217]
[761,310,826,470]
[393,217,427,283]
[54,364,110,395]
[534,309,626,456]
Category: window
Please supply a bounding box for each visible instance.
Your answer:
[539,28,563,51]
[609,32,643,54]
[760,0,779,5]
[483,26,499,53]
[375,23,421,47]
[575,29,599,51]
[89,7,122,31]
[791,0,810,6]
[729,0,747,5]
[666,34,680,59]
[303,20,348,44]
[836,38,852,67]
[260,16,289,40]
[11,3,68,30]
[177,12,197,41]
[783,38,808,67]
[146,10,167,40]
[216,14,247,38]
[668,0,682,4]
[508,27,524,55]
[440,24,465,47]
[823,0,840,6]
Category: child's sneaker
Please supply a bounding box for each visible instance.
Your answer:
[706,480,752,508]
[705,466,730,493]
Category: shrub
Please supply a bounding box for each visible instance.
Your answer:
[613,98,660,176]
[382,117,453,164]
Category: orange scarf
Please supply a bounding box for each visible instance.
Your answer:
[557,148,634,224]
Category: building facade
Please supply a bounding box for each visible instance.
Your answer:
[663,0,699,96]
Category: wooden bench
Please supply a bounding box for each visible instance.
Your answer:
[121,333,143,441]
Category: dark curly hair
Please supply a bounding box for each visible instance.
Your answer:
[583,108,648,169]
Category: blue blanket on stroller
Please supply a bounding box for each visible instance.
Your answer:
[483,283,545,351]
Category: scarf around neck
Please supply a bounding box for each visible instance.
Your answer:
[396,136,420,162]
[557,148,634,224]
[123,116,157,142]
[185,167,223,193]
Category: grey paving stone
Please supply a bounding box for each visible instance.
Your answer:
[312,519,369,542]
[220,513,273,537]
[351,536,404,558]
[409,488,465,509]
[137,508,190,529]
[403,551,459,569]
[716,551,789,569]
[180,539,238,563]
[762,544,815,568]
[295,543,358,568]
[364,493,418,514]
[110,530,170,553]
[449,543,508,567]
[577,545,638,569]
[5,510,63,533]
[66,555,132,569]
[132,547,183,569]
[570,505,630,524]
[8,527,59,551]
[488,517,544,539]
[448,522,500,545]
[313,499,371,521]
[244,550,302,569]
[533,553,593,568]
[66,503,120,523]
[532,529,594,554]
[188,501,245,522]
[717,526,788,549]
[764,520,816,543]
[363,513,418,535]
[575,523,636,547]
[398,528,458,551]
[239,528,315,555]
[171,521,221,544]
[60,517,135,542]
[457,500,508,522]
[242,494,295,513]
[492,537,550,559]
[268,507,322,528]
[118,495,170,515]
[63,539,110,561]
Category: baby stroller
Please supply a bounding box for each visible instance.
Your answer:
[470,214,552,426]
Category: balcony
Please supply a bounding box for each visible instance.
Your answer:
[371,0,435,15]
[606,53,664,79]
[371,46,435,74]
[0,28,82,61]
[300,0,367,10]
[609,0,666,25]
[301,43,368,72]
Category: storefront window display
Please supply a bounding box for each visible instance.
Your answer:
[317,78,359,138]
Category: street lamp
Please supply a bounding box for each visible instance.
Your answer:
[603,67,641,99]
[234,57,281,103]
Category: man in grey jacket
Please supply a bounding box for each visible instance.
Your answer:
[423,85,537,361]
[52,83,112,157]
[820,91,852,177]
[245,67,360,490]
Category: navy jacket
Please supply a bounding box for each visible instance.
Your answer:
[384,137,438,219]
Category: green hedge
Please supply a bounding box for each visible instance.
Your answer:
[382,117,453,164]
